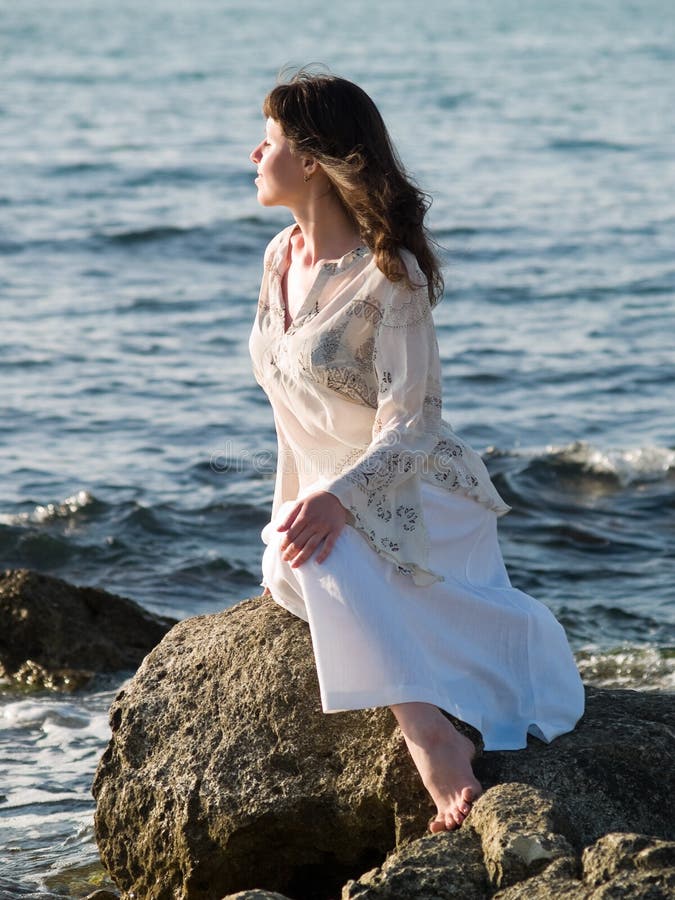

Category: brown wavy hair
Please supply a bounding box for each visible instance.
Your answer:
[263,70,444,305]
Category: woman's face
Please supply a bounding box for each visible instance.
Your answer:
[250,118,306,208]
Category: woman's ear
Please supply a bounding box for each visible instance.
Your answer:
[302,157,318,183]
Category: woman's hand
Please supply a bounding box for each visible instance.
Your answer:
[277,490,347,567]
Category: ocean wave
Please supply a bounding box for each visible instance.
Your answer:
[0,491,98,527]
[576,643,675,692]
[171,556,256,585]
[437,91,473,109]
[489,440,675,487]
[548,137,635,153]
[88,219,265,263]
[0,699,91,732]
[100,224,206,246]
[46,162,117,177]
[122,296,208,313]
[541,441,675,486]
[121,166,214,187]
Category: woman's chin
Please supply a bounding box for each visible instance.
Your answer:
[255,188,273,206]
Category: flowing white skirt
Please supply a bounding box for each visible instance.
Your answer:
[261,479,584,751]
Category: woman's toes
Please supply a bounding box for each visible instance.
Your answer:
[444,811,459,830]
[458,800,471,816]
[462,786,477,805]
[429,817,447,834]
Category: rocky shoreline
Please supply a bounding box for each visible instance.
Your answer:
[2,570,673,899]
[92,594,675,899]
[0,568,176,691]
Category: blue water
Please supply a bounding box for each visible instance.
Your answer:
[1,0,674,895]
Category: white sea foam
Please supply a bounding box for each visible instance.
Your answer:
[1,699,91,731]
[0,685,121,893]
[33,490,96,522]
[0,489,96,526]
[544,441,675,485]
[0,692,114,804]
[576,643,675,691]
[485,440,675,486]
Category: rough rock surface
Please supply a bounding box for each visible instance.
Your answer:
[492,831,675,899]
[345,786,675,899]
[0,568,176,690]
[343,826,488,899]
[93,594,675,900]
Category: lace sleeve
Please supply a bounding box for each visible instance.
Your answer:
[318,277,447,585]
[323,278,440,505]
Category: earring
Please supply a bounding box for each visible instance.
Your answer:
[303,173,312,183]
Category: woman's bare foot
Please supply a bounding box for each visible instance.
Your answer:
[390,702,482,832]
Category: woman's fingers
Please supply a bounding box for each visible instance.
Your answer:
[285,532,326,567]
[314,531,338,564]
[284,522,343,567]
[276,502,301,533]
[281,523,315,559]
[277,491,348,566]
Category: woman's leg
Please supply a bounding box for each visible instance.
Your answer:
[390,701,482,832]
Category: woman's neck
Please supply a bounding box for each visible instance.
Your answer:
[289,186,362,267]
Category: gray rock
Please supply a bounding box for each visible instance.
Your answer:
[92,594,675,900]
[351,795,675,900]
[341,784,576,900]
[0,568,176,690]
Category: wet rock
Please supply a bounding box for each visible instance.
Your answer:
[93,594,675,900]
[0,568,176,690]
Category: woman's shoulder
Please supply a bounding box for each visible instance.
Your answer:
[364,248,432,327]
[397,247,428,291]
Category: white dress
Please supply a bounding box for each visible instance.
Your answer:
[249,224,584,751]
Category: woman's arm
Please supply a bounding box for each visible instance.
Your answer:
[323,279,441,508]
[276,278,440,569]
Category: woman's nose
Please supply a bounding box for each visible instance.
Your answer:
[250,143,262,164]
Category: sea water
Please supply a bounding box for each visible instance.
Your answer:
[1,0,674,894]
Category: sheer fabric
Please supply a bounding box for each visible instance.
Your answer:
[248,224,511,585]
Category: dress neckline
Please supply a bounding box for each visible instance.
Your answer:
[277,225,370,335]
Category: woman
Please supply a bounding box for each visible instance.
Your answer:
[248,71,584,833]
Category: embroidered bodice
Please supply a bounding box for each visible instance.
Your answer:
[249,224,510,585]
